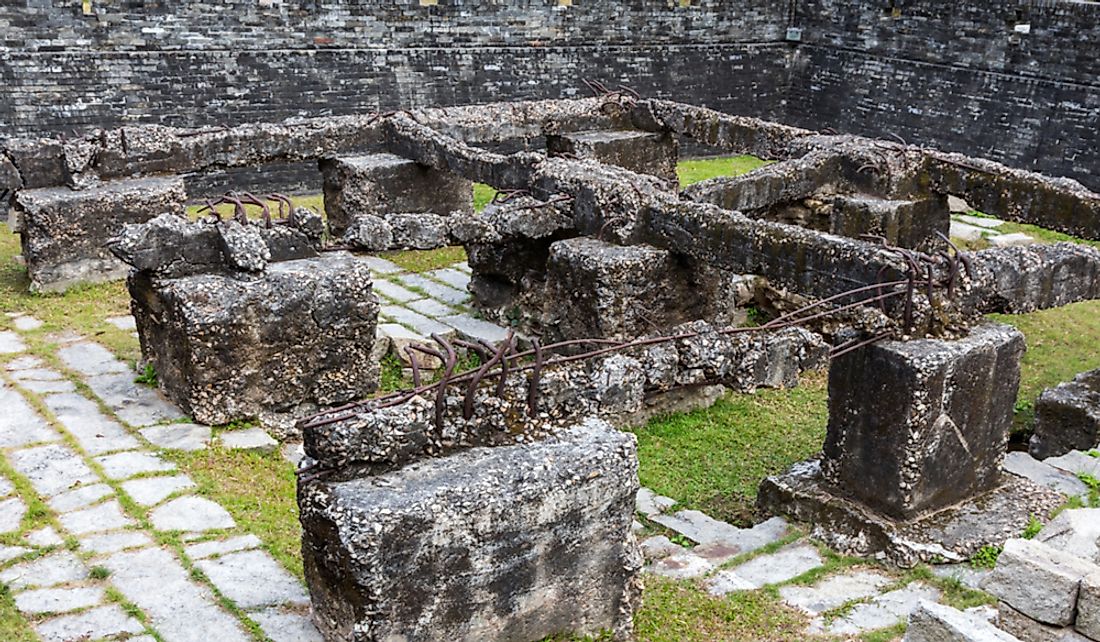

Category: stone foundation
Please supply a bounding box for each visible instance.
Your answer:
[320,153,473,236]
[298,418,642,642]
[830,194,950,251]
[13,177,186,292]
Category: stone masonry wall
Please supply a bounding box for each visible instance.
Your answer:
[1,0,1098,190]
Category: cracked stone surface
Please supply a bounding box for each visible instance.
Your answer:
[140,423,212,451]
[185,534,262,560]
[86,372,185,427]
[95,451,176,479]
[41,391,141,454]
[811,583,942,635]
[26,526,63,547]
[48,483,113,513]
[195,549,310,609]
[34,604,145,642]
[150,496,236,532]
[122,475,196,507]
[706,543,824,595]
[56,342,130,376]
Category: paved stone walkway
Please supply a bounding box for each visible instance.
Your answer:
[0,317,322,642]
[633,486,1008,637]
[949,212,1036,247]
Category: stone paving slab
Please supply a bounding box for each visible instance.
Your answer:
[195,549,310,610]
[0,496,26,533]
[48,483,113,513]
[636,487,677,517]
[219,427,278,454]
[647,551,716,579]
[362,256,403,274]
[140,423,212,451]
[86,372,185,427]
[42,391,141,454]
[396,273,469,305]
[1004,451,1088,497]
[106,315,138,331]
[440,313,512,344]
[104,547,252,642]
[374,278,422,303]
[955,214,1006,229]
[1047,450,1100,478]
[185,534,263,560]
[15,586,105,614]
[95,451,176,479]
[80,530,155,555]
[252,606,325,642]
[0,385,60,448]
[4,355,45,370]
[58,499,135,535]
[10,444,98,496]
[779,570,894,615]
[26,526,63,547]
[0,552,88,590]
[406,297,457,318]
[427,267,471,291]
[651,509,789,557]
[150,496,236,532]
[35,604,145,642]
[0,330,26,353]
[706,543,824,595]
[56,342,130,377]
[0,476,12,496]
[384,305,457,337]
[812,582,942,636]
[17,378,76,394]
[122,475,196,507]
[0,545,29,562]
[11,316,44,332]
[931,564,993,591]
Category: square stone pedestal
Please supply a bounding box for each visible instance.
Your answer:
[320,153,473,236]
[823,322,1025,520]
[298,418,642,642]
[830,194,949,252]
[547,130,679,184]
[129,252,379,437]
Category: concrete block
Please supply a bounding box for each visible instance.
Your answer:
[823,322,1025,519]
[831,194,949,251]
[547,129,679,183]
[1078,570,1100,641]
[1031,369,1100,459]
[299,418,642,642]
[982,538,1099,626]
[320,153,473,236]
[14,177,186,291]
[904,600,1021,641]
[129,253,379,437]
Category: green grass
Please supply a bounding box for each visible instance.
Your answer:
[630,372,829,526]
[165,448,303,579]
[0,586,36,642]
[380,246,467,273]
[677,155,771,187]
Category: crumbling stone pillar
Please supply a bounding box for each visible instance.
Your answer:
[540,237,747,345]
[822,322,1025,519]
[299,418,642,642]
[320,153,473,236]
[13,177,186,292]
[547,130,679,184]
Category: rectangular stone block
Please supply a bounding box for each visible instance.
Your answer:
[14,177,186,292]
[1079,570,1100,641]
[541,237,743,344]
[547,129,679,184]
[320,153,473,236]
[823,322,1025,519]
[904,600,1021,641]
[830,194,949,251]
[129,252,378,438]
[997,602,1092,642]
[982,538,1099,627]
[299,418,642,642]
[1030,369,1100,460]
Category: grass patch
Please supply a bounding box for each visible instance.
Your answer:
[677,155,771,188]
[381,246,467,273]
[165,448,303,579]
[473,183,497,211]
[630,372,828,526]
[634,576,810,642]
[0,586,37,642]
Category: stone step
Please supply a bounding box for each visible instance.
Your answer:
[903,600,1022,641]
[811,582,942,636]
[705,543,824,595]
[1004,451,1089,497]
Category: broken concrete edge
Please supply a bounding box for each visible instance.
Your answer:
[298,416,643,642]
[300,322,829,472]
[1030,368,1100,460]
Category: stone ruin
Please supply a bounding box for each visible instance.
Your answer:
[6,95,1100,640]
